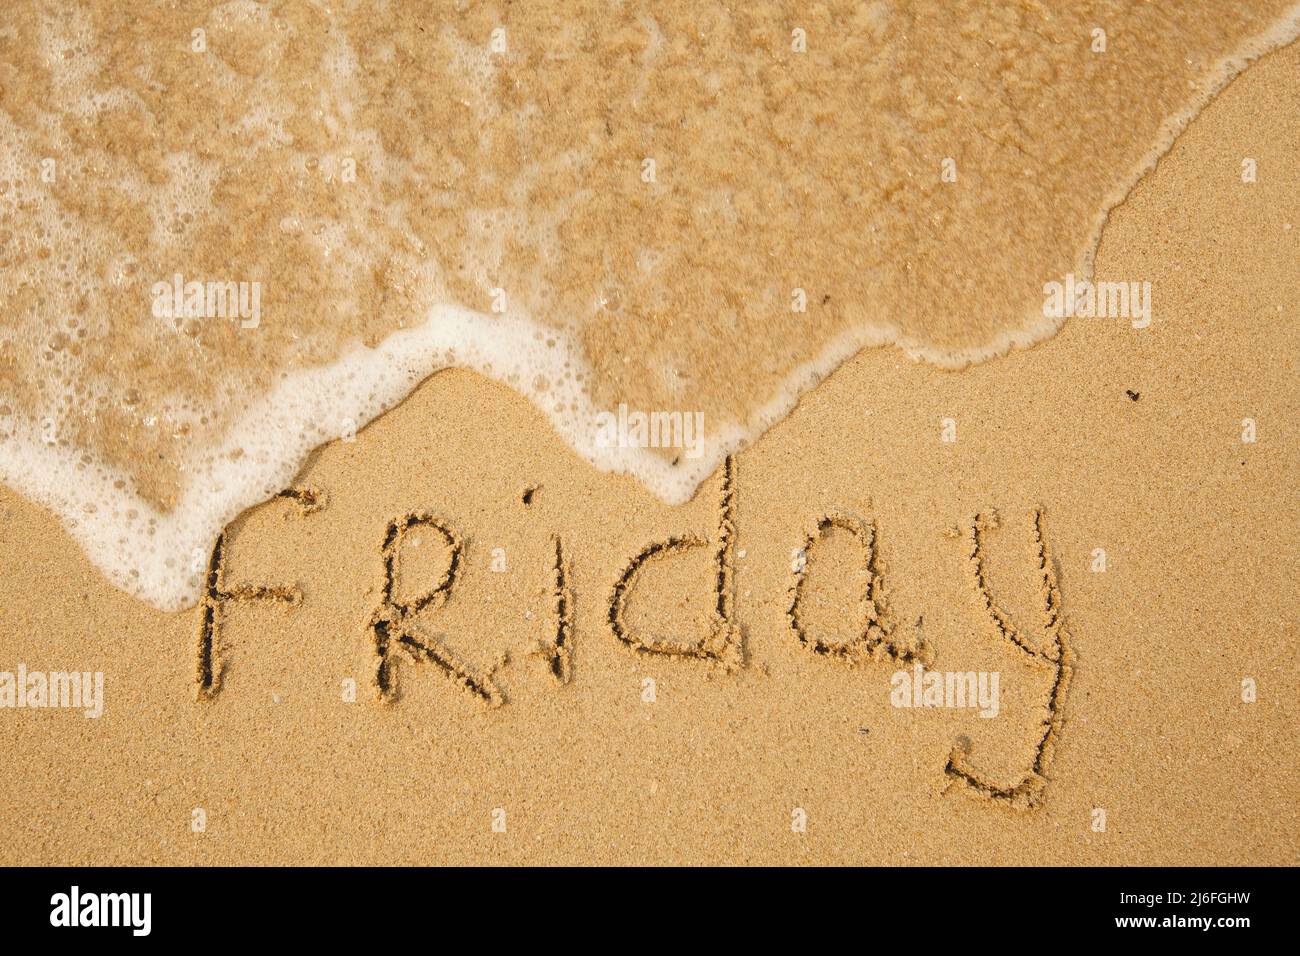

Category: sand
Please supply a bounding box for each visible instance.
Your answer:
[1,29,1297,864]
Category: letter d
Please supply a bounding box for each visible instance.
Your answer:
[609,457,741,665]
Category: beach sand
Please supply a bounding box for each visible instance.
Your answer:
[1,34,1297,865]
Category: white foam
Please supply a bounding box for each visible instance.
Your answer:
[0,304,726,610]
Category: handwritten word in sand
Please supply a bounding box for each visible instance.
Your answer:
[193,460,1072,807]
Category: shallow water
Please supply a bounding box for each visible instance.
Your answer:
[1,0,1298,609]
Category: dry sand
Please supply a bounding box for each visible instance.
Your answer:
[1,35,1297,865]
